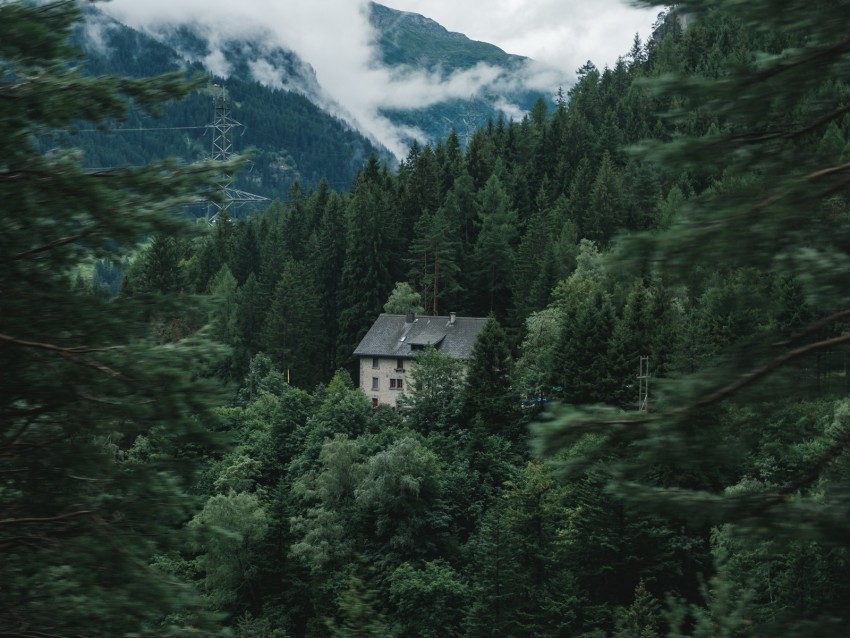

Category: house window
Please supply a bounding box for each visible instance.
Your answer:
[372,377,379,391]
[390,378,404,390]
[396,358,405,371]
[372,356,379,369]
[372,397,379,408]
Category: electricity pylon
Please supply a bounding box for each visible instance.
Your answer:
[206,84,268,223]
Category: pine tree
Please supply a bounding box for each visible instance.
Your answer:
[586,151,624,245]
[466,462,582,637]
[471,173,518,318]
[463,317,517,437]
[0,2,239,634]
[553,288,617,405]
[536,1,850,633]
[336,159,396,369]
[314,192,348,376]
[407,205,463,316]
[262,259,324,389]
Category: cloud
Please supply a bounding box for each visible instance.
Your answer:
[101,0,655,157]
[382,0,661,73]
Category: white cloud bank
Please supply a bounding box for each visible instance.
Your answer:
[102,0,659,157]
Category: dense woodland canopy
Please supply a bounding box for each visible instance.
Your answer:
[4,0,850,636]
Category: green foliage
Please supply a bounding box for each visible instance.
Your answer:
[326,572,395,638]
[534,1,850,634]
[189,491,269,609]
[384,281,425,315]
[466,461,584,637]
[0,2,235,634]
[471,173,518,318]
[614,581,662,638]
[262,258,324,388]
[14,1,850,634]
[355,437,447,563]
[388,560,471,638]
[463,317,518,436]
[398,346,466,434]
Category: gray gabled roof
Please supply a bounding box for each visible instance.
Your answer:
[353,314,489,360]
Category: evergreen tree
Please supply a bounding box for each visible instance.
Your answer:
[586,151,625,245]
[407,205,463,316]
[262,259,324,389]
[314,192,348,376]
[536,1,850,634]
[0,2,238,634]
[336,159,395,369]
[471,173,518,318]
[466,462,582,637]
[208,264,241,378]
[463,317,517,437]
[553,288,617,405]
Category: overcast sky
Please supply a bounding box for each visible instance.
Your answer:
[103,0,661,156]
[380,1,660,73]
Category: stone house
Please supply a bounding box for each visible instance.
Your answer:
[353,312,488,408]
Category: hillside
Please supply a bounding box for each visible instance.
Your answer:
[72,6,383,204]
[68,2,558,205]
[8,1,850,637]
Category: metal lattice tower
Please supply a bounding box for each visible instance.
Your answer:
[206,85,268,224]
[460,99,484,147]
[638,356,650,413]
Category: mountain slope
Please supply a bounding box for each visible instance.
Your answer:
[70,2,560,203]
[369,3,555,145]
[371,2,526,72]
[73,6,385,204]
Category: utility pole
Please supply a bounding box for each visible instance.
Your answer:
[638,356,649,413]
[206,84,268,223]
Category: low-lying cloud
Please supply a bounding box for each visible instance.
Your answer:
[102,0,634,156]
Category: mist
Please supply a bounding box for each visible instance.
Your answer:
[100,0,581,156]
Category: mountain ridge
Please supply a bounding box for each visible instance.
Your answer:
[72,2,560,203]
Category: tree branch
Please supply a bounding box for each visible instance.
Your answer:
[12,235,85,260]
[750,36,850,85]
[731,103,850,145]
[0,510,95,527]
[0,333,121,355]
[694,331,850,409]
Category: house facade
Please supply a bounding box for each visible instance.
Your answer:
[353,312,488,408]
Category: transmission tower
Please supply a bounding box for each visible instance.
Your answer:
[459,98,484,147]
[638,356,650,413]
[206,84,268,224]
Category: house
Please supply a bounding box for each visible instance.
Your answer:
[353,312,489,408]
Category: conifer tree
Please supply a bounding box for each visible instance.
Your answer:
[336,158,395,368]
[407,205,463,316]
[0,2,239,634]
[314,192,348,376]
[536,2,850,633]
[463,317,517,436]
[262,259,323,389]
[471,173,518,318]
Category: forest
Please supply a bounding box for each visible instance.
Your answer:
[3,0,850,637]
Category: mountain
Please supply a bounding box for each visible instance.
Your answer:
[69,3,560,204]
[371,2,526,70]
[73,5,382,205]
[369,3,552,147]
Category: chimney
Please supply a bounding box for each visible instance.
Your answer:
[449,312,456,325]
[406,310,415,324]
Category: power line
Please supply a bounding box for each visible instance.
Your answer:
[71,125,211,133]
